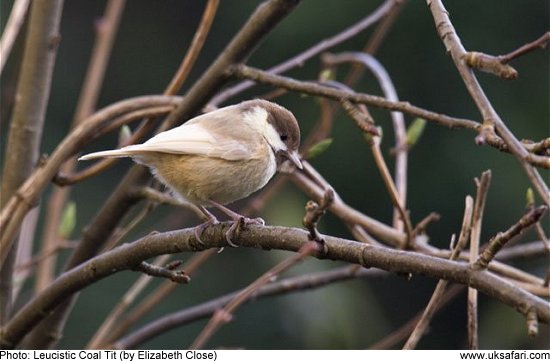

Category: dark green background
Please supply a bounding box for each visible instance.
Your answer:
[1,0,548,349]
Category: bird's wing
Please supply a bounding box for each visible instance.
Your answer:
[127,121,253,161]
[79,105,261,161]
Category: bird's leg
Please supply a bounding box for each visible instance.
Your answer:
[208,200,265,247]
[194,206,220,245]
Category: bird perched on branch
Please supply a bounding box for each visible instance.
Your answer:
[80,99,302,246]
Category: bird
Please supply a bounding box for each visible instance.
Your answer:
[79,99,302,246]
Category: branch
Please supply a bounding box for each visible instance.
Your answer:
[324,52,409,232]
[1,224,549,349]
[231,64,550,170]
[467,170,492,349]
[474,206,548,269]
[115,266,387,349]
[231,64,479,129]
[0,0,30,74]
[339,99,413,244]
[102,250,217,347]
[36,0,127,294]
[133,261,190,284]
[403,196,474,349]
[426,0,550,205]
[165,0,219,94]
[209,0,398,106]
[190,242,320,349]
[0,0,64,323]
[499,31,550,63]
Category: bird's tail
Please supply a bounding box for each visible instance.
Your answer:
[78,145,145,161]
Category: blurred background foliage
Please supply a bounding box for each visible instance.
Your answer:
[1,0,548,349]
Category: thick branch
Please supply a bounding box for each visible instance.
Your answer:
[0,0,64,323]
[1,224,548,348]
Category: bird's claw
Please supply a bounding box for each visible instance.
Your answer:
[194,218,219,245]
[225,216,265,247]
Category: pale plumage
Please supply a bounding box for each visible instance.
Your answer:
[79,99,302,246]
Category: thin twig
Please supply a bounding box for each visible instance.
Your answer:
[468,246,479,349]
[165,0,220,94]
[0,0,30,73]
[412,212,441,237]
[103,250,216,346]
[115,266,387,349]
[340,99,414,245]
[303,188,334,244]
[467,171,492,350]
[323,52,409,232]
[209,0,398,106]
[526,308,539,337]
[499,32,550,63]
[474,206,548,270]
[370,284,465,349]
[133,261,190,284]
[190,242,320,349]
[86,254,171,349]
[463,52,518,80]
[403,196,473,349]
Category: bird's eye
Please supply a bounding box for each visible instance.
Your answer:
[280,134,288,141]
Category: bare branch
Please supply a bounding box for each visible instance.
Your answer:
[165,0,220,94]
[0,0,30,74]
[323,52,409,232]
[133,261,190,284]
[2,224,549,349]
[87,254,172,349]
[116,266,387,349]
[403,196,473,349]
[499,31,550,63]
[104,250,217,346]
[0,0,64,322]
[467,171,492,349]
[209,0,398,106]
[340,99,414,244]
[190,242,320,349]
[474,206,548,270]
[426,0,550,204]
[36,0,127,294]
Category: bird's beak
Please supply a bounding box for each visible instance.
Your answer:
[285,150,303,170]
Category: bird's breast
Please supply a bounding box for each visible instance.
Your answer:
[140,143,276,205]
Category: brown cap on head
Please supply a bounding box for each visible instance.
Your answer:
[240,99,301,153]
